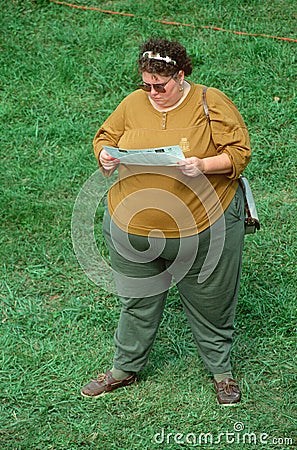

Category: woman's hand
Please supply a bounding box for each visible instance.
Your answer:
[99,149,120,177]
[177,157,205,177]
[177,154,232,177]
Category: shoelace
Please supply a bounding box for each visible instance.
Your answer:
[96,373,107,383]
[220,381,239,396]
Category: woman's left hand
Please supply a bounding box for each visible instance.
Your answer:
[177,157,205,177]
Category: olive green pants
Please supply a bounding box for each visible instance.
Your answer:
[102,186,245,374]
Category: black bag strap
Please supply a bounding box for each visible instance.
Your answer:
[202,86,210,122]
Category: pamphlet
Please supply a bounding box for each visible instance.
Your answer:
[103,145,185,166]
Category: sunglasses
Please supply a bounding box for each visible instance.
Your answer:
[138,75,176,93]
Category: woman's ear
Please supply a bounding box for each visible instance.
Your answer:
[177,70,185,82]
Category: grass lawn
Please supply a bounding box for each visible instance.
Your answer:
[1,0,296,448]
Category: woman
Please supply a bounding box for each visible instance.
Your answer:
[81,37,251,405]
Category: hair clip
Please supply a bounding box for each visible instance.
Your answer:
[142,51,177,65]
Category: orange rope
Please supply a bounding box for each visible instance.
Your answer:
[49,0,297,43]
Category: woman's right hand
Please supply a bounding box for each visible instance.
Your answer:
[99,149,120,176]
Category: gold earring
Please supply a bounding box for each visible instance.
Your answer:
[179,84,184,92]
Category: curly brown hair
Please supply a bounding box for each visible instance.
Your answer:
[137,37,193,77]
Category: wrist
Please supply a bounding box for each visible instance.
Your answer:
[201,154,232,175]
[200,159,207,174]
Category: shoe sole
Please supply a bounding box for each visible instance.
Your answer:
[218,402,240,406]
[217,399,241,406]
[80,390,109,398]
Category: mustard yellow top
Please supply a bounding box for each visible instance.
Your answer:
[93,83,251,237]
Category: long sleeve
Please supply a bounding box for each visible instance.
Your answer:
[93,101,126,164]
[206,87,251,179]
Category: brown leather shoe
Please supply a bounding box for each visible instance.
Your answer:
[214,378,241,405]
[81,370,137,398]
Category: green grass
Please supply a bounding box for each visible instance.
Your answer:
[1,0,296,448]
